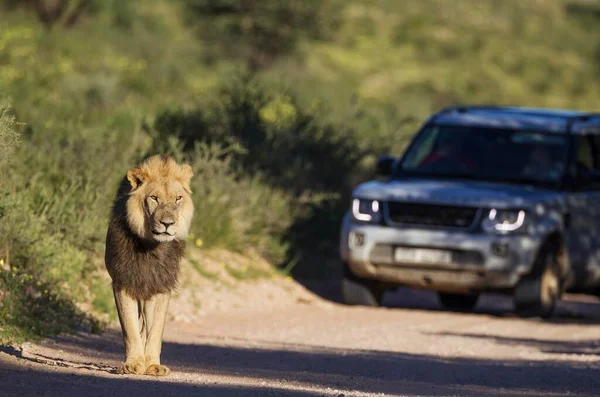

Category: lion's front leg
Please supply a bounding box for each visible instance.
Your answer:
[142,292,171,376]
[113,288,146,375]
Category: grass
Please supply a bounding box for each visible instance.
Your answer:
[0,100,19,175]
[188,257,220,282]
[224,264,272,282]
[1,0,600,343]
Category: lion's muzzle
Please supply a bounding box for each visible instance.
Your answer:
[150,208,178,241]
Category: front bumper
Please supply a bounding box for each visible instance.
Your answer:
[339,214,542,293]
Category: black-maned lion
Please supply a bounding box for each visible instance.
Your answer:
[105,154,194,376]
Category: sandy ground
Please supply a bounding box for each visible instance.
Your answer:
[2,277,600,397]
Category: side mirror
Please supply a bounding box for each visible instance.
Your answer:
[376,155,396,177]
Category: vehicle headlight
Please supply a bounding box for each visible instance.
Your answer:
[351,198,381,223]
[481,209,527,233]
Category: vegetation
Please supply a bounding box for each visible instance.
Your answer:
[0,101,18,174]
[184,0,341,71]
[1,0,600,343]
[3,0,91,30]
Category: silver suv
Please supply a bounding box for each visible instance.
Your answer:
[340,106,600,318]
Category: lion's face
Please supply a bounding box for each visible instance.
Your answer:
[125,155,194,243]
[141,179,191,242]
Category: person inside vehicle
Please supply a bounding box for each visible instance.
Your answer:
[419,134,476,171]
[521,145,562,181]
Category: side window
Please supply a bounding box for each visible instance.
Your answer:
[575,134,600,190]
[576,136,593,171]
[402,127,439,168]
[592,135,600,169]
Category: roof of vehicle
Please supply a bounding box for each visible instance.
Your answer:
[430,105,600,134]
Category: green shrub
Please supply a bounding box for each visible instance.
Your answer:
[0,118,144,342]
[0,101,99,342]
[0,101,18,177]
[184,0,342,70]
[146,135,295,263]
[153,75,370,198]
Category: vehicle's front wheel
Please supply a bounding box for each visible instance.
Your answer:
[341,262,385,307]
[514,242,561,319]
[438,292,479,311]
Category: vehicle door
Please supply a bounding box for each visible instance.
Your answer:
[565,132,600,289]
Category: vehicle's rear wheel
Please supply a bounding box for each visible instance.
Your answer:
[341,262,386,307]
[514,242,561,319]
[437,292,479,311]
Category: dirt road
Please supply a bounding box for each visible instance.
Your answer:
[2,286,600,397]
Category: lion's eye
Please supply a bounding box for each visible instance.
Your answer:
[176,196,183,202]
[149,195,159,202]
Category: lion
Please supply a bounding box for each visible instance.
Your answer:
[104,154,194,376]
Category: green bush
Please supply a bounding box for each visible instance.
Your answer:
[0,102,100,342]
[0,117,143,342]
[184,0,342,70]
[153,75,370,198]
[151,137,295,263]
[185,143,294,262]
[0,101,18,176]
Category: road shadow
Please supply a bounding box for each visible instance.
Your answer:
[385,288,600,322]
[5,328,599,397]
[0,362,331,397]
[300,278,600,324]
[424,332,600,357]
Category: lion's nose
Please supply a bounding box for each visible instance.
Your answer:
[160,220,175,228]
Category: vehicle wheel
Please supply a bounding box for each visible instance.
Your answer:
[341,262,385,307]
[438,292,479,311]
[514,242,561,319]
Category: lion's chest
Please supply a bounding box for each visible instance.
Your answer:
[107,227,184,301]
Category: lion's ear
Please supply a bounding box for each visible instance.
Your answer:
[180,164,193,182]
[127,167,148,190]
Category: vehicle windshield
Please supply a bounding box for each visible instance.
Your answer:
[397,125,569,187]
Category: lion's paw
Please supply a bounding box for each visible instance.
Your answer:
[145,364,170,376]
[117,357,146,375]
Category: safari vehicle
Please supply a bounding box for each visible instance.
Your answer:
[339,106,600,318]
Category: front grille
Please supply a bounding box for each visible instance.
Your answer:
[386,202,479,229]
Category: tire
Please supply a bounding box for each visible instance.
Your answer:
[438,292,479,311]
[514,242,561,319]
[341,262,385,307]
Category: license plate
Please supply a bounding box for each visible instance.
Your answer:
[394,247,452,265]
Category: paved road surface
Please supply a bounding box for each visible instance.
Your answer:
[2,287,600,396]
